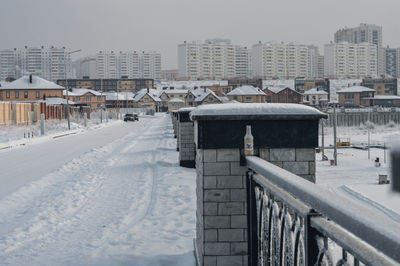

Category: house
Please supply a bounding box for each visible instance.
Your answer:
[361,78,398,96]
[158,88,188,112]
[200,85,234,96]
[64,88,106,109]
[168,98,185,111]
[336,86,375,107]
[188,87,222,106]
[133,88,161,111]
[0,74,64,102]
[360,95,400,107]
[104,92,135,108]
[263,87,303,104]
[228,78,263,89]
[303,88,328,107]
[227,86,266,103]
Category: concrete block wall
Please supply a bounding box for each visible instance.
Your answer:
[179,121,196,167]
[259,148,316,183]
[196,148,248,266]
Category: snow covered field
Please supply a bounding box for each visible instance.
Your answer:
[317,123,400,221]
[0,114,196,266]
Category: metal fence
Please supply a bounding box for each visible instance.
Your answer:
[246,156,400,266]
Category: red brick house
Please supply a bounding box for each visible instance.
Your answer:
[263,87,303,104]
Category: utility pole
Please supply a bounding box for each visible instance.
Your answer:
[65,49,81,130]
[321,119,325,160]
[333,104,338,166]
[100,78,103,123]
[368,111,371,160]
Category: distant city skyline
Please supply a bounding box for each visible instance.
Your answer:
[1,0,400,69]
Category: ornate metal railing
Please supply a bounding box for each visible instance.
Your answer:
[246,156,400,266]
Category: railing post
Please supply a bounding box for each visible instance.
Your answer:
[246,170,258,266]
[305,212,320,266]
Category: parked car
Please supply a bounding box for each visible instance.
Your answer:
[124,113,139,122]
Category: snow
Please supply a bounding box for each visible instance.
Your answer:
[227,85,265,95]
[169,98,184,103]
[1,75,64,90]
[190,103,327,117]
[0,114,196,265]
[317,123,400,220]
[64,88,102,96]
[46,97,74,105]
[104,92,135,101]
[303,88,328,95]
[264,86,287,94]
[336,85,375,93]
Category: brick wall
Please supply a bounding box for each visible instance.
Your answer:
[178,121,195,167]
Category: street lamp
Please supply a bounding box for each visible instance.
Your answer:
[65,49,81,130]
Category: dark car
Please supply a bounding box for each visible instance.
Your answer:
[124,113,139,122]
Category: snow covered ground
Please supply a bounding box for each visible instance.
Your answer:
[317,123,400,222]
[0,114,196,266]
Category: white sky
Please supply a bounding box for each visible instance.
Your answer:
[1,0,400,69]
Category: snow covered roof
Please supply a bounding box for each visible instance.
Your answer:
[304,88,328,95]
[64,88,102,96]
[0,81,10,87]
[45,97,75,105]
[361,95,400,100]
[190,87,221,102]
[190,103,327,120]
[169,98,184,103]
[227,85,266,96]
[177,107,196,113]
[163,89,188,94]
[337,86,375,93]
[265,86,300,94]
[1,75,64,90]
[133,91,161,102]
[104,92,135,100]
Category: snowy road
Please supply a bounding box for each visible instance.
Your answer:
[0,114,196,266]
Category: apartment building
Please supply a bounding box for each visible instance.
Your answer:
[324,42,377,79]
[383,47,400,78]
[250,42,321,79]
[76,56,97,79]
[95,51,161,81]
[361,77,397,95]
[334,23,383,75]
[0,49,17,80]
[177,39,248,80]
[0,46,72,82]
[57,78,153,93]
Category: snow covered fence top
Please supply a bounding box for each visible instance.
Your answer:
[190,103,326,149]
[190,103,327,121]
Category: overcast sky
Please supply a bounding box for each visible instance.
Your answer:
[1,0,399,69]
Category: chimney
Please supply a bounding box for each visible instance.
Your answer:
[147,88,149,93]
[29,74,33,84]
[204,87,206,92]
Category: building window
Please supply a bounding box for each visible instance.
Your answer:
[77,97,80,101]
[36,91,40,98]
[266,96,271,102]
[344,93,354,99]
[15,91,19,98]
[97,104,101,107]
[6,91,10,98]
[97,96,102,101]
[245,96,252,102]
[24,91,28,98]
[86,96,91,101]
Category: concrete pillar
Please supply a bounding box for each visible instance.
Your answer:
[191,103,327,266]
[178,108,196,168]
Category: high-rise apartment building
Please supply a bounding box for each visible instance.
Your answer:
[95,51,161,81]
[76,56,97,79]
[250,42,321,79]
[334,23,383,75]
[0,49,17,80]
[0,46,72,81]
[383,47,400,78]
[177,39,248,80]
[324,42,377,79]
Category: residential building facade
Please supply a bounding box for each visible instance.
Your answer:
[337,86,375,107]
[384,47,400,78]
[263,87,303,104]
[0,46,72,82]
[57,78,153,93]
[227,85,267,103]
[250,42,321,79]
[334,23,383,76]
[324,42,378,79]
[177,39,248,80]
[361,77,398,95]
